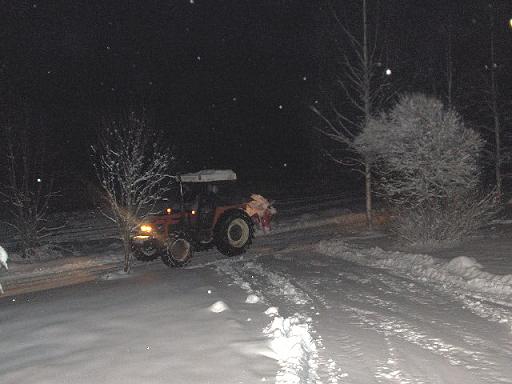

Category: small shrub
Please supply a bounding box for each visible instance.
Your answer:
[391,190,498,247]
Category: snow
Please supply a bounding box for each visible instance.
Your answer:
[265,306,279,316]
[2,196,512,383]
[209,300,230,313]
[317,239,512,299]
[0,245,7,294]
[263,314,319,384]
[0,269,278,384]
[0,245,8,270]
[246,294,260,304]
[317,239,512,332]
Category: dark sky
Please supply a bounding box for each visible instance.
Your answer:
[1,0,512,189]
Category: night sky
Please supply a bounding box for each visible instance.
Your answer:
[1,1,512,199]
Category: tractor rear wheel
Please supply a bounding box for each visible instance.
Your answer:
[214,210,254,257]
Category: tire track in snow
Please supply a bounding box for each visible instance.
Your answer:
[214,258,345,384]
[318,239,512,331]
[216,247,512,383]
[289,254,512,383]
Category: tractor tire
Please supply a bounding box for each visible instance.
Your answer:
[214,210,254,257]
[132,239,162,262]
[161,235,193,268]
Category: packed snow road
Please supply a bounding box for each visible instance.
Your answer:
[1,226,512,384]
[216,246,512,383]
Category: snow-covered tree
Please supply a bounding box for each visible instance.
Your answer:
[0,122,59,258]
[91,112,174,272]
[357,93,495,245]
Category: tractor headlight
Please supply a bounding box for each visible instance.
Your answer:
[140,224,153,233]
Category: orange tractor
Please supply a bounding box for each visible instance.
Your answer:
[131,170,275,267]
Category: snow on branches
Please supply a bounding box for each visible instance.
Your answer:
[357,94,483,204]
[91,112,174,271]
[356,93,496,245]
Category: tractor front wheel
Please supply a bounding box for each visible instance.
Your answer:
[161,235,193,268]
[132,239,162,261]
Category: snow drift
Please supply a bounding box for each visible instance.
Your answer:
[318,240,512,298]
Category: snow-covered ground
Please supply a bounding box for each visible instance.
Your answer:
[1,200,512,383]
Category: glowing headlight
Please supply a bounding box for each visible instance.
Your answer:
[140,225,153,233]
[165,208,172,214]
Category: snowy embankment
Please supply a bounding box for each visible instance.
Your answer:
[318,240,512,297]
[318,239,512,328]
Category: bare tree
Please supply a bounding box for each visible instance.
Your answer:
[91,112,174,273]
[484,2,504,200]
[0,121,59,258]
[311,0,391,229]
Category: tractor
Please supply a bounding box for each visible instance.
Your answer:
[131,169,274,267]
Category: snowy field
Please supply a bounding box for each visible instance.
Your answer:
[1,199,512,383]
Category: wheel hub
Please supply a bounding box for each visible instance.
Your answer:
[227,219,249,248]
[229,225,242,241]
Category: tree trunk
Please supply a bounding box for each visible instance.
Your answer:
[489,9,502,201]
[494,99,502,200]
[362,0,373,230]
[122,227,132,273]
[365,160,373,230]
[446,25,453,109]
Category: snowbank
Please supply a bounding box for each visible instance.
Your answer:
[318,240,512,298]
